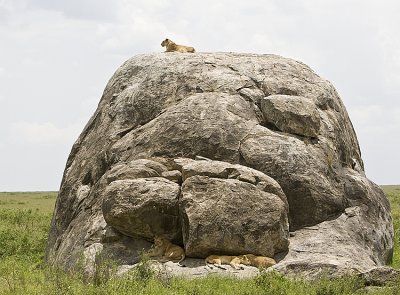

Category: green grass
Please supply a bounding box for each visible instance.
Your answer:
[0,188,399,294]
[0,192,56,213]
[383,185,400,269]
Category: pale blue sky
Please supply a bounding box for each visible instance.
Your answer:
[1,0,399,191]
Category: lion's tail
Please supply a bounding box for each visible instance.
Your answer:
[177,253,186,267]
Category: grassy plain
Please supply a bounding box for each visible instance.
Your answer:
[0,187,399,294]
[0,192,56,213]
[384,186,400,269]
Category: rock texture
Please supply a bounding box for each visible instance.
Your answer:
[261,95,321,138]
[102,177,181,241]
[46,52,393,279]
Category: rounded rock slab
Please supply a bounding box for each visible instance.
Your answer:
[102,177,181,242]
[180,175,289,258]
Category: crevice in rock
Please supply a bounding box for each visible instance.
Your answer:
[275,87,300,96]
[257,120,320,144]
[116,125,137,139]
[236,85,251,93]
[237,137,251,165]
[248,76,267,95]
[286,132,319,144]
[262,121,282,133]
[82,170,93,186]
[99,153,111,180]
[223,64,240,73]
[238,148,248,167]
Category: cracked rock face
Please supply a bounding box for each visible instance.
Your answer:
[46,53,393,278]
[178,158,289,258]
[261,95,321,138]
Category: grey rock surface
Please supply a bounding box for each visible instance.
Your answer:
[260,95,321,138]
[102,178,181,242]
[360,266,400,286]
[118,258,261,279]
[45,52,393,279]
[175,157,288,209]
[181,175,288,258]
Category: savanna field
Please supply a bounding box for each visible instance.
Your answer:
[1,187,400,294]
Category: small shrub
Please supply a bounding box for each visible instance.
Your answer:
[0,209,50,260]
[314,275,364,295]
[131,250,154,283]
[92,253,118,287]
[254,270,292,295]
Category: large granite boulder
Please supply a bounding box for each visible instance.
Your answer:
[102,177,181,241]
[45,52,393,278]
[177,158,289,258]
[181,175,288,258]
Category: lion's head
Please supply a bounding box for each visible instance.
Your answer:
[161,38,171,47]
[239,254,254,265]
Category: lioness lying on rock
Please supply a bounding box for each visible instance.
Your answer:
[147,236,185,265]
[161,38,195,53]
[205,255,248,270]
[206,254,276,270]
[242,254,276,268]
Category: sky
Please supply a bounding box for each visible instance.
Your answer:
[0,0,399,191]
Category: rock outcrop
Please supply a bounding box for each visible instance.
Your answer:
[178,158,289,258]
[46,52,393,279]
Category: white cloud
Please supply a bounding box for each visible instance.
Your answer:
[0,0,117,22]
[379,31,400,94]
[8,121,82,145]
[0,0,26,11]
[95,2,170,55]
[348,105,384,126]
[347,104,400,184]
[348,105,400,152]
[349,105,400,132]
